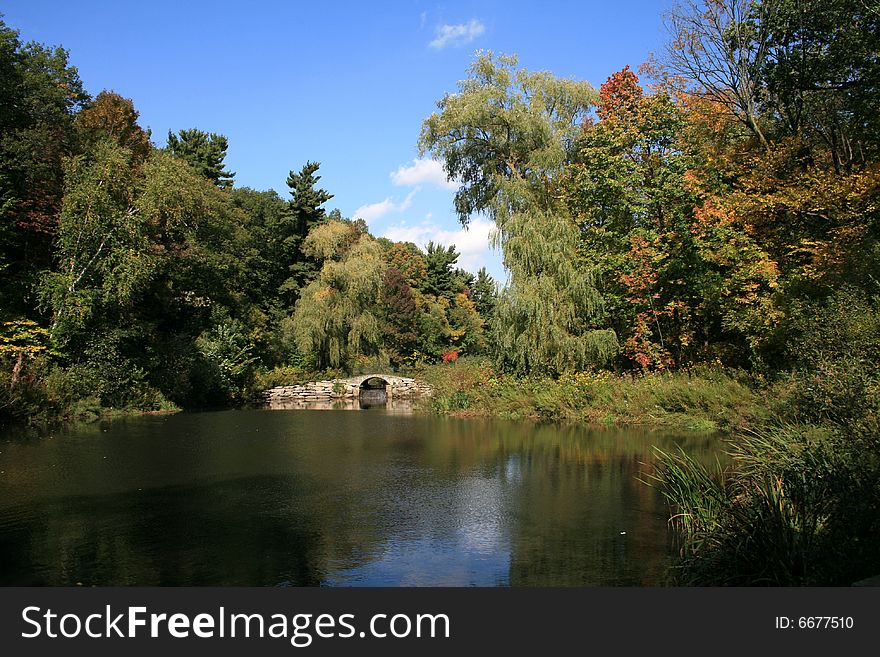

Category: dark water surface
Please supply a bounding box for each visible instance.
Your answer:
[0,408,723,586]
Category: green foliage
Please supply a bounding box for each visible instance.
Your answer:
[758,0,880,165]
[2,16,505,424]
[252,365,319,391]
[378,268,419,366]
[0,353,53,424]
[651,290,880,585]
[228,186,290,325]
[76,91,152,165]
[286,161,333,232]
[568,67,694,369]
[385,241,427,288]
[166,128,234,188]
[1,4,878,592]
[43,142,247,345]
[421,241,462,298]
[414,293,455,360]
[424,359,760,430]
[301,219,355,262]
[652,422,880,585]
[278,161,334,303]
[492,208,618,375]
[289,222,385,369]
[40,138,143,342]
[470,267,498,320]
[196,317,257,401]
[447,292,486,355]
[30,129,255,416]
[1,17,87,315]
[420,52,618,374]
[419,52,596,226]
[52,331,171,411]
[777,288,880,426]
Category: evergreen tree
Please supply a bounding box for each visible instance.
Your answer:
[422,241,461,298]
[166,128,235,188]
[470,267,498,320]
[278,161,334,304]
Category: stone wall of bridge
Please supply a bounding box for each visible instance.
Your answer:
[261,374,432,405]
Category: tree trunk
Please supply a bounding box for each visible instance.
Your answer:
[11,352,24,387]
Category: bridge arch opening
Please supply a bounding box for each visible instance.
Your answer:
[358,377,389,408]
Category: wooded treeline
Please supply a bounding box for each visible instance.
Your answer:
[0,15,500,422]
[3,0,880,422]
[420,0,879,379]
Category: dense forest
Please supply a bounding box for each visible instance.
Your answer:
[2,0,879,584]
[0,13,500,419]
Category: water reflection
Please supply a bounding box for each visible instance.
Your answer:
[264,397,415,413]
[0,410,724,586]
[358,388,387,408]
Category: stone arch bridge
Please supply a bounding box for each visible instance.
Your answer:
[261,374,432,405]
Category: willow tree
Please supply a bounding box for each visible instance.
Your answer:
[289,220,385,369]
[418,52,618,374]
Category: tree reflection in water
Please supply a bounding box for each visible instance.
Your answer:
[0,410,724,586]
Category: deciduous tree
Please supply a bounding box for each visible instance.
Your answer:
[420,52,617,374]
[290,221,384,369]
[76,91,152,165]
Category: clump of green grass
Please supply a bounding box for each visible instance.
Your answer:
[649,423,880,585]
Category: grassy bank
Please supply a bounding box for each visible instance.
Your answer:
[420,357,765,432]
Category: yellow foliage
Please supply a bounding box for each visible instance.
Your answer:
[1,320,49,355]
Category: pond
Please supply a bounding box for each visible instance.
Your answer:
[0,407,723,586]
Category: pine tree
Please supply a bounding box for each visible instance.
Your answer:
[421,242,461,298]
[166,128,235,188]
[470,267,498,320]
[278,161,334,304]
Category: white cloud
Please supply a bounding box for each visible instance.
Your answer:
[382,217,496,274]
[354,198,396,224]
[429,19,485,50]
[390,158,457,189]
[353,189,417,225]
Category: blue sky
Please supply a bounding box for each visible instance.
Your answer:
[3,0,672,282]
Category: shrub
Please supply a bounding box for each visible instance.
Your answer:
[196,318,257,401]
[652,421,880,585]
[778,288,880,426]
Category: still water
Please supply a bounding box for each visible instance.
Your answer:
[0,408,722,586]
